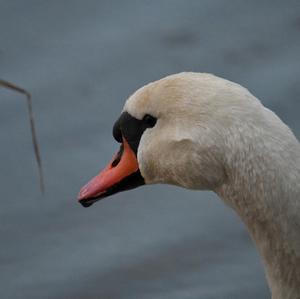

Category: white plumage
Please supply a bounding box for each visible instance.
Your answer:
[124,72,300,299]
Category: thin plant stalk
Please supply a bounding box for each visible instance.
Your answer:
[0,79,45,193]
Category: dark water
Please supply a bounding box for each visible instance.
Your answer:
[1,1,299,298]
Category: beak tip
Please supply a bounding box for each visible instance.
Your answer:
[77,188,87,201]
[77,184,103,208]
[78,181,96,201]
[79,199,94,208]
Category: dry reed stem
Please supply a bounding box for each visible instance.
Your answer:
[0,79,45,193]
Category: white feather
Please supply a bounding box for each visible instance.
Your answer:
[124,72,300,299]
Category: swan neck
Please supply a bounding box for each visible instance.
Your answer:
[216,135,300,298]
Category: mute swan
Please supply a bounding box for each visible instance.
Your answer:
[78,72,300,299]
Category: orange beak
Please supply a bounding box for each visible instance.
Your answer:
[78,138,142,207]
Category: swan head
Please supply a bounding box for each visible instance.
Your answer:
[78,72,263,207]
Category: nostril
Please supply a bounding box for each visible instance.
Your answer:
[111,144,124,167]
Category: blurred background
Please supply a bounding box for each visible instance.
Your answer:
[1,1,299,298]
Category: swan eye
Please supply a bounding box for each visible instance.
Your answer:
[143,114,157,128]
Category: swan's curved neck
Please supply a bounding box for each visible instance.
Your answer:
[216,120,300,299]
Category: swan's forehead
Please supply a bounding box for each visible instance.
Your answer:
[123,83,154,119]
[123,72,257,120]
[123,75,196,119]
